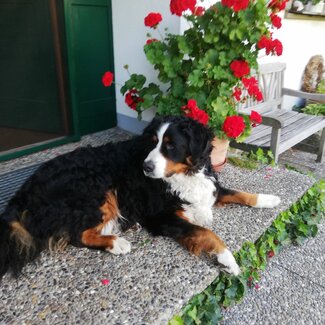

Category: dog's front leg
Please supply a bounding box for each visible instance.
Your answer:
[216,187,281,208]
[146,212,240,276]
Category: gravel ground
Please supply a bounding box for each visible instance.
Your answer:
[0,128,320,324]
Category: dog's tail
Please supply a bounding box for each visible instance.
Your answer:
[0,211,41,279]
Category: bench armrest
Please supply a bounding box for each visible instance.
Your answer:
[241,112,283,128]
[261,115,283,129]
[282,88,325,103]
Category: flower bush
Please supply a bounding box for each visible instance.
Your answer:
[107,0,288,140]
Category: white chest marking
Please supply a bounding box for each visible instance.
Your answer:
[166,170,216,226]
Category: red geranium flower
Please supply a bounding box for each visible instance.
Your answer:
[125,89,144,110]
[268,0,288,12]
[144,12,162,28]
[186,99,197,110]
[221,0,234,7]
[258,35,283,56]
[270,14,282,29]
[193,6,205,16]
[222,0,250,12]
[170,0,197,16]
[233,0,250,12]
[146,38,159,45]
[242,77,263,101]
[272,38,283,56]
[232,87,242,101]
[222,115,246,138]
[102,71,114,87]
[250,110,262,126]
[181,99,209,125]
[230,60,250,78]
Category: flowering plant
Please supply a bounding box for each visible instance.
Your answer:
[109,0,287,140]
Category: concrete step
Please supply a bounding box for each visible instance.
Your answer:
[0,164,315,324]
[221,221,325,324]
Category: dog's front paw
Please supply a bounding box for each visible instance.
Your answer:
[217,249,241,276]
[106,237,131,255]
[255,194,281,209]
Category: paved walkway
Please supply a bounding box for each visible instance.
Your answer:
[0,128,323,324]
[222,147,325,324]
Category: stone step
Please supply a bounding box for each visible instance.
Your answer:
[0,164,314,324]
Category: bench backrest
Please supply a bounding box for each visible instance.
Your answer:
[237,62,286,114]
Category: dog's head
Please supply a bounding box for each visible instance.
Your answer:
[142,116,214,178]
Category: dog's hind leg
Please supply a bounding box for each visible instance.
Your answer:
[216,187,281,208]
[81,191,131,255]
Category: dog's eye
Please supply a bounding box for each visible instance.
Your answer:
[166,143,174,150]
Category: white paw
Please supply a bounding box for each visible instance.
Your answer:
[106,237,131,255]
[255,194,281,209]
[217,249,241,276]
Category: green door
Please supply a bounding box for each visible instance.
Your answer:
[64,0,116,136]
[0,0,70,154]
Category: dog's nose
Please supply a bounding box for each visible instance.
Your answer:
[143,161,154,174]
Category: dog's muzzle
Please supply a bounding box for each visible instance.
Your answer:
[143,160,155,177]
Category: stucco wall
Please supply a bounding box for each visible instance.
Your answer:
[112,0,325,132]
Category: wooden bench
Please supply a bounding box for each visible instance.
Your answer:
[230,62,325,163]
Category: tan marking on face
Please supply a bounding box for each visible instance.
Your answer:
[216,191,258,207]
[178,227,226,256]
[165,159,190,176]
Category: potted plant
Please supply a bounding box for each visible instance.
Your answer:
[103,0,287,170]
[305,0,324,13]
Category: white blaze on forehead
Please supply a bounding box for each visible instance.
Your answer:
[144,123,169,178]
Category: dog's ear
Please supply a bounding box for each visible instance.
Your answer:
[142,116,163,136]
[180,119,214,170]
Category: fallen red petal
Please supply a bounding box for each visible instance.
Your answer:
[101,279,110,285]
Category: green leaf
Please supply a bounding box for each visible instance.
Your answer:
[188,69,204,87]
[171,78,185,97]
[120,74,146,94]
[187,306,197,320]
[298,222,309,236]
[168,315,184,325]
[178,36,192,54]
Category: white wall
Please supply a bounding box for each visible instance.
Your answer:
[112,0,180,127]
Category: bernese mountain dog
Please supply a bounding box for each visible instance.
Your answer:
[0,115,280,279]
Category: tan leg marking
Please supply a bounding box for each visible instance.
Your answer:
[217,191,258,207]
[81,191,119,249]
[178,227,226,256]
[10,221,34,251]
[81,228,116,249]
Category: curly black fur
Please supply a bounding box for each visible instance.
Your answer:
[0,116,218,279]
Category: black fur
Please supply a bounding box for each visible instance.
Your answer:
[0,116,218,279]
